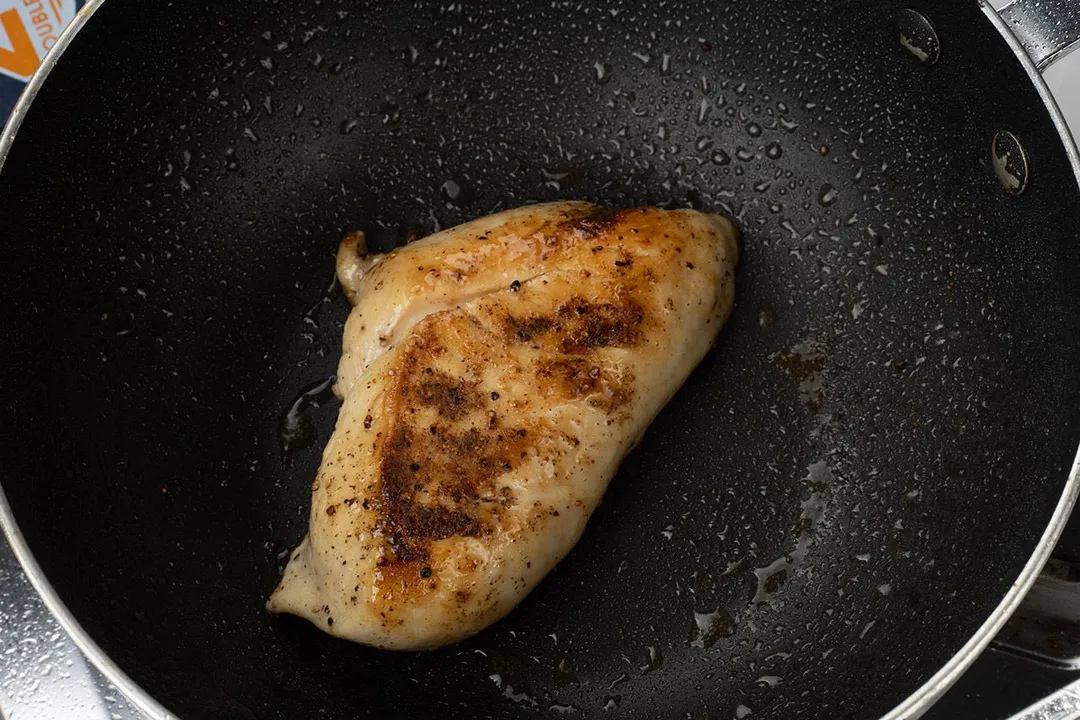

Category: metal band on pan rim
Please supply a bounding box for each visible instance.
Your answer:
[0,2,1077,719]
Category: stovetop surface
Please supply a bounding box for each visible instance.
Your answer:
[2,1,1080,718]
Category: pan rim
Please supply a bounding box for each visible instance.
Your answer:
[0,1,1078,719]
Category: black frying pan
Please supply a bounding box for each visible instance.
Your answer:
[1,1,1079,718]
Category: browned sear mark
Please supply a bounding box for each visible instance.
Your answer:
[374,331,540,569]
[501,296,646,354]
[412,371,482,421]
[379,426,482,563]
[564,205,623,238]
[556,297,645,353]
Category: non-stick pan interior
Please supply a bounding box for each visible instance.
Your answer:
[1,1,1079,718]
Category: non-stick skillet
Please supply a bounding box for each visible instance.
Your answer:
[1,1,1080,718]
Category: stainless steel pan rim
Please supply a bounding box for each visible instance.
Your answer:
[0,1,1078,719]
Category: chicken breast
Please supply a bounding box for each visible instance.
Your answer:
[268,201,739,649]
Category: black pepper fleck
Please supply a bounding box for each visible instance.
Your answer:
[510,279,521,292]
[419,567,432,578]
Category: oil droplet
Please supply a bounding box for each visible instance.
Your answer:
[603,696,621,711]
[339,118,358,134]
[440,179,476,208]
[690,608,736,649]
[736,705,753,718]
[751,557,792,603]
[696,98,710,125]
[639,645,663,672]
[736,147,755,162]
[549,703,582,715]
[490,654,536,708]
[593,60,610,84]
[278,376,336,459]
[765,141,783,159]
[710,149,732,166]
[746,122,762,137]
[758,308,776,327]
[817,183,839,207]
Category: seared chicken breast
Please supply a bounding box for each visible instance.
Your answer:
[268,201,739,649]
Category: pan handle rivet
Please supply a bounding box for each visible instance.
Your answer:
[895,9,941,64]
[992,131,1029,195]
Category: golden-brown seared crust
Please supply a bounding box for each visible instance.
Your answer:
[363,210,666,596]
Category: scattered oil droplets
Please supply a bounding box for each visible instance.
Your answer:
[553,657,579,688]
[752,460,835,602]
[690,608,736,649]
[489,655,537,709]
[379,101,401,125]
